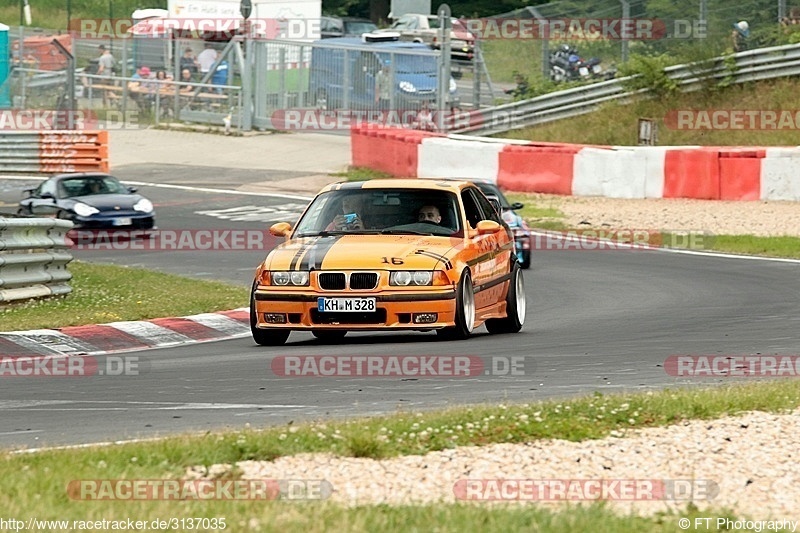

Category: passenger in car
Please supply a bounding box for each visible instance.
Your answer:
[327,195,369,231]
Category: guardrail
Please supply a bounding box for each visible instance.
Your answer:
[0,218,74,303]
[452,42,800,135]
[0,130,109,174]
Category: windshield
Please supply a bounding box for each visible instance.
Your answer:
[293,188,462,237]
[59,176,129,198]
[344,21,378,34]
[381,53,437,74]
[475,182,511,208]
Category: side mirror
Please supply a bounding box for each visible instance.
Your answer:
[510,202,524,210]
[475,220,503,235]
[127,186,138,193]
[269,222,292,238]
[40,192,55,200]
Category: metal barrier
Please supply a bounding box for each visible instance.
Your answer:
[0,130,108,174]
[452,42,800,135]
[0,218,73,303]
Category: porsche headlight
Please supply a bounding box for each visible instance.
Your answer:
[270,271,309,286]
[390,271,434,286]
[73,202,99,217]
[133,198,154,213]
[399,81,417,93]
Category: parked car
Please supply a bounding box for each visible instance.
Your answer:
[250,179,526,345]
[321,16,379,38]
[379,14,476,61]
[18,173,156,230]
[309,34,460,111]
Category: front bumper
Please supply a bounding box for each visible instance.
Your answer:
[71,212,155,230]
[253,289,457,330]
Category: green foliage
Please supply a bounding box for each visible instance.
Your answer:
[618,54,679,96]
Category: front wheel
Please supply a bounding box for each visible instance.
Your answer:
[250,286,290,346]
[437,270,475,340]
[485,263,525,334]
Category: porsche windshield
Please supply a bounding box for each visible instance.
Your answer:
[294,188,462,237]
[59,176,129,198]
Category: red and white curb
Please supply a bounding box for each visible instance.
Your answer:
[0,308,250,356]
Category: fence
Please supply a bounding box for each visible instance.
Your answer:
[0,130,108,174]
[0,218,73,303]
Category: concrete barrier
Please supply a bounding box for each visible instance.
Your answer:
[418,137,504,182]
[349,127,800,201]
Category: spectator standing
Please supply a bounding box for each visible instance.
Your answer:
[96,45,115,80]
[374,64,392,110]
[732,20,749,52]
[197,42,218,75]
[96,44,116,106]
[212,60,229,94]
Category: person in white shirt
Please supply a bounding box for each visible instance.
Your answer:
[197,43,218,74]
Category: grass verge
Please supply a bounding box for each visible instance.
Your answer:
[0,261,248,332]
[2,381,798,528]
[499,78,800,146]
[332,166,396,182]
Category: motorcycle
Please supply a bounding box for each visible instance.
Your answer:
[549,45,608,83]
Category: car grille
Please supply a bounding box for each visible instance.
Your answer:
[349,272,378,290]
[318,273,346,290]
[318,272,378,291]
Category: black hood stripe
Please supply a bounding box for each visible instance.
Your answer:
[300,236,343,270]
[289,237,318,270]
[415,249,453,270]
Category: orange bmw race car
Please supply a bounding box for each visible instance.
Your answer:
[250,179,526,345]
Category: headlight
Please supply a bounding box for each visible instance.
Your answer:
[449,78,457,92]
[133,198,154,213]
[269,271,309,286]
[272,272,290,286]
[390,271,435,286]
[399,81,416,93]
[73,202,99,217]
[290,271,309,286]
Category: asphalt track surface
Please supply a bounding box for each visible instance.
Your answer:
[1,170,799,449]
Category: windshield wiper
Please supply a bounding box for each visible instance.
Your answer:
[296,230,382,238]
[380,229,434,236]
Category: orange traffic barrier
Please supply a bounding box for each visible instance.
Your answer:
[498,144,581,195]
[718,149,764,200]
